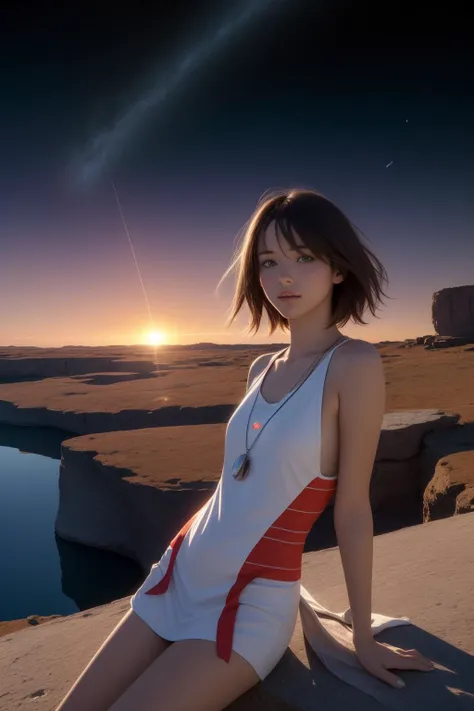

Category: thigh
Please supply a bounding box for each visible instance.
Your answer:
[55,609,172,711]
[108,638,261,711]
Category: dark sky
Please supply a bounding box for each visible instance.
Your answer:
[1,1,473,346]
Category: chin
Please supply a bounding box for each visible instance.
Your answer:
[276,303,306,318]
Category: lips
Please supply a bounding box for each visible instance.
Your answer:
[278,295,301,299]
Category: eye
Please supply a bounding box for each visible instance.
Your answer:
[260,254,314,268]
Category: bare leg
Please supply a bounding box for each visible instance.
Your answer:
[55,609,172,711]
[109,638,262,711]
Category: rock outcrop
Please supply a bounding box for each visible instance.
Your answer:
[403,335,474,349]
[421,422,474,520]
[432,285,474,338]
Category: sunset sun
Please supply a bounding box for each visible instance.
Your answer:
[146,330,167,346]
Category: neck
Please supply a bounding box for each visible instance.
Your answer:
[284,329,344,364]
[281,295,344,364]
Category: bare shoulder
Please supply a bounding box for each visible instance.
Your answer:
[330,337,384,406]
[338,337,380,359]
[246,351,274,390]
[333,337,385,417]
[332,338,382,379]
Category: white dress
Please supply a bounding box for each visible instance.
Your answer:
[131,339,349,680]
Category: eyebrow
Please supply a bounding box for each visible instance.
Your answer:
[258,247,310,256]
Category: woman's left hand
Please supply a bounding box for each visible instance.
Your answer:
[354,638,435,689]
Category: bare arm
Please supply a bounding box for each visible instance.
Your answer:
[333,342,386,643]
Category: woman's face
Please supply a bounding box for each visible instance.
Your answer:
[257,222,343,319]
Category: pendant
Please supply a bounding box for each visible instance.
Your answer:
[232,453,251,480]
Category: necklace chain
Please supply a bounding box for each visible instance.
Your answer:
[232,335,348,481]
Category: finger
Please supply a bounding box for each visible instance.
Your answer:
[396,649,435,669]
[408,656,435,671]
[364,662,406,689]
[379,670,406,689]
[391,655,434,671]
[403,648,432,663]
[395,648,423,657]
[391,646,423,659]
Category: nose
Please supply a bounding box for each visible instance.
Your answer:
[275,267,295,283]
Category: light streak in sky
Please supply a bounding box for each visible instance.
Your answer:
[111,180,156,330]
[71,0,288,188]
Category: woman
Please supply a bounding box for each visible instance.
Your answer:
[56,188,433,711]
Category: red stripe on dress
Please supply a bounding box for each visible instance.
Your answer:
[216,476,337,662]
[144,509,201,595]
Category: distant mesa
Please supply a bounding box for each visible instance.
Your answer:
[432,285,474,340]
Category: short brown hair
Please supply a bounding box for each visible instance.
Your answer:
[216,187,390,335]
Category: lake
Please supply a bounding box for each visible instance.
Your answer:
[0,424,143,623]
